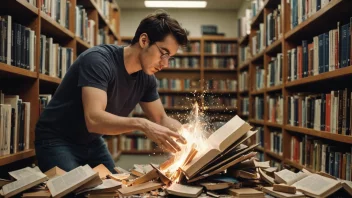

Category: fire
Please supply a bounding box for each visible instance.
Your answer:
[162,103,211,182]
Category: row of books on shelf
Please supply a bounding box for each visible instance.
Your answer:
[204,42,237,54]
[177,41,200,53]
[39,94,52,115]
[289,0,333,29]
[95,0,115,20]
[239,46,251,65]
[240,97,249,116]
[270,131,283,156]
[39,35,74,78]
[169,57,199,68]
[205,80,237,91]
[0,16,36,71]
[288,89,352,136]
[237,9,251,38]
[204,96,237,107]
[254,96,264,120]
[160,96,193,109]
[268,95,283,124]
[239,71,248,92]
[288,19,351,81]
[157,79,200,91]
[103,135,118,156]
[98,28,118,45]
[266,4,282,46]
[290,134,352,180]
[119,132,156,151]
[255,66,265,91]
[0,91,30,156]
[267,53,283,87]
[41,0,71,30]
[256,126,264,148]
[75,5,95,46]
[204,57,236,69]
[252,23,265,55]
[251,0,264,20]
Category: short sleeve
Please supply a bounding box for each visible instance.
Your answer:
[77,51,112,92]
[140,75,160,102]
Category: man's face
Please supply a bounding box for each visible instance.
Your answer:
[139,34,179,75]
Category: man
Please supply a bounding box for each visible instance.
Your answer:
[35,10,188,173]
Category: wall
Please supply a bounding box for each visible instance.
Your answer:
[120,8,238,37]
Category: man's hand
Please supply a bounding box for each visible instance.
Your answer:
[141,119,187,153]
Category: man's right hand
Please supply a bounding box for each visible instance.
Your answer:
[141,119,186,153]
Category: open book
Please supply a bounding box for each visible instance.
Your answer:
[1,171,48,198]
[118,182,162,196]
[181,116,252,178]
[46,165,99,198]
[262,187,305,198]
[8,166,41,180]
[274,169,309,185]
[166,183,203,198]
[76,179,122,195]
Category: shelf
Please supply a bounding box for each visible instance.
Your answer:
[266,122,283,129]
[0,149,36,166]
[266,84,283,93]
[285,125,352,144]
[39,74,62,85]
[204,53,237,57]
[0,63,37,79]
[12,0,39,16]
[264,0,281,9]
[204,68,236,72]
[238,34,249,46]
[266,150,284,161]
[40,11,75,40]
[251,89,265,95]
[249,119,265,125]
[285,66,352,88]
[251,50,265,63]
[284,0,345,41]
[121,150,166,155]
[239,90,249,95]
[202,36,237,42]
[239,60,250,70]
[204,90,237,94]
[203,107,237,112]
[76,37,92,50]
[265,38,282,55]
[158,89,202,94]
[175,52,201,56]
[251,8,264,28]
[162,68,200,72]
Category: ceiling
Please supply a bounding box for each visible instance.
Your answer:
[115,0,246,10]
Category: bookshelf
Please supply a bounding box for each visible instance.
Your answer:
[0,0,121,168]
[119,36,238,155]
[239,0,352,179]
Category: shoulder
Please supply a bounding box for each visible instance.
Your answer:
[140,73,158,87]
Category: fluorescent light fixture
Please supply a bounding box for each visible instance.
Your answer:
[145,1,207,8]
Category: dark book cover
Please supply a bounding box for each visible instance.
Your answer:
[318,34,324,73]
[302,40,308,78]
[21,25,25,68]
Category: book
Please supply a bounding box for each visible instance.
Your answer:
[44,166,66,179]
[117,182,162,196]
[22,190,51,198]
[274,169,308,185]
[262,187,305,198]
[200,182,232,190]
[181,116,252,178]
[76,179,122,195]
[166,183,203,198]
[93,164,112,179]
[228,188,265,197]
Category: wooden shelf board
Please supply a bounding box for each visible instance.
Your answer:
[266,150,284,161]
[202,36,237,42]
[204,53,237,57]
[239,34,249,46]
[285,66,352,87]
[203,107,237,112]
[285,125,352,144]
[162,68,200,72]
[0,63,37,79]
[15,0,38,15]
[0,149,35,166]
[284,0,344,41]
[76,37,92,49]
[265,38,282,55]
[239,90,249,95]
[204,90,237,94]
[266,84,283,93]
[204,68,236,72]
[239,60,250,70]
[251,89,265,95]
[175,52,201,56]
[251,50,265,63]
[251,8,264,28]
[249,119,265,125]
[158,89,202,94]
[266,121,283,129]
[39,74,62,85]
[121,150,166,155]
[40,11,75,39]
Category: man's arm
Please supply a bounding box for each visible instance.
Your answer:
[139,99,182,132]
[82,87,185,152]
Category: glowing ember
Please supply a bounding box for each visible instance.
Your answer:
[162,103,211,182]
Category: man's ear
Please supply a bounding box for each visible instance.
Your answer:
[139,33,149,48]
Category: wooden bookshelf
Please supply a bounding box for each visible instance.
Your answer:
[239,0,352,177]
[238,34,249,46]
[0,0,121,167]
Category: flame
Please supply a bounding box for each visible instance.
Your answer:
[163,103,211,181]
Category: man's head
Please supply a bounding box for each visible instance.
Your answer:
[131,10,188,75]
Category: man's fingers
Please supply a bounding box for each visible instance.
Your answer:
[168,131,187,144]
[165,136,181,152]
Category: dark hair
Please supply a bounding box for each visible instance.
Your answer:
[131,10,188,47]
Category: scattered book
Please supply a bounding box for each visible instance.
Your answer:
[118,182,162,196]
[166,183,203,198]
[262,187,305,198]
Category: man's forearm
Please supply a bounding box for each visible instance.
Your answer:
[159,115,182,132]
[85,110,146,135]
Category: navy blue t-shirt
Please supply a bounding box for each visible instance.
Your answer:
[35,45,159,144]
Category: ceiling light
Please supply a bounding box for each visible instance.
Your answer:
[144,1,207,8]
